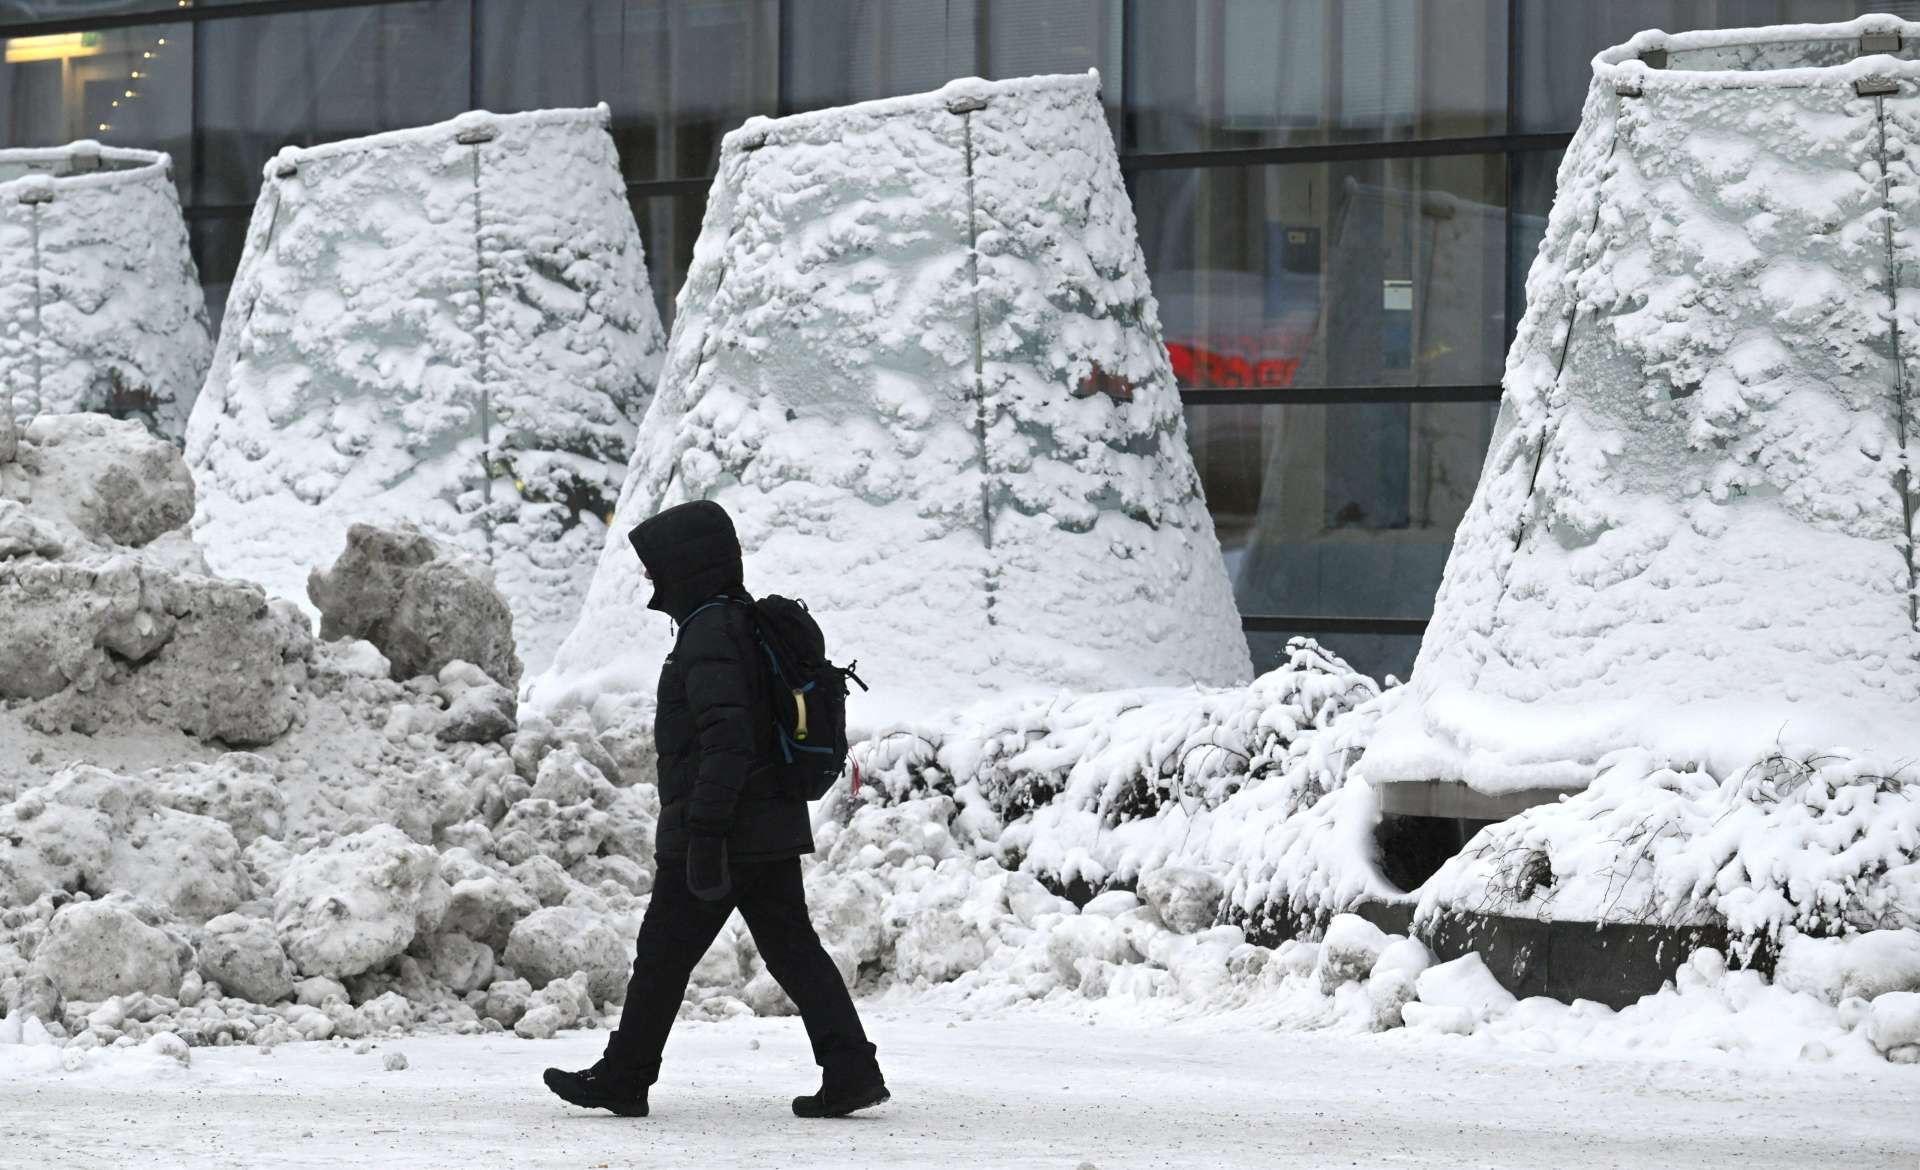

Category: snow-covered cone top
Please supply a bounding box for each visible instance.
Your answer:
[537,72,1250,726]
[0,142,211,444]
[1362,16,1920,795]
[185,106,666,671]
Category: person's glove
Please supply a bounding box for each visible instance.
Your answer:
[687,834,732,902]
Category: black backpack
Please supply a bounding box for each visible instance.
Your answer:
[689,595,867,800]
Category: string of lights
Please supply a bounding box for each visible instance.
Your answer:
[98,27,173,136]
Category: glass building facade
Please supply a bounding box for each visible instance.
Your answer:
[0,0,1908,679]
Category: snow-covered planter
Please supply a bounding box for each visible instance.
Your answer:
[538,72,1249,726]
[1363,16,1920,802]
[185,107,666,670]
[1413,748,1920,950]
[0,142,211,444]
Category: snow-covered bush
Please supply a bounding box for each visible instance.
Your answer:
[850,637,1391,937]
[0,142,212,441]
[187,106,664,670]
[1413,749,1920,952]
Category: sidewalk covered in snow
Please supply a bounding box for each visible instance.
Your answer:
[4,1010,1917,1170]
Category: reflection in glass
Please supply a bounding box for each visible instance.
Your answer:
[479,0,777,183]
[0,1,180,20]
[196,1,470,205]
[1511,0,1876,134]
[186,207,248,330]
[1507,146,1561,338]
[628,191,707,329]
[1186,400,1497,624]
[1136,154,1510,391]
[0,23,191,192]
[1125,0,1506,152]
[782,0,1119,114]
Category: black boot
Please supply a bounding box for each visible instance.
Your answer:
[792,1074,890,1119]
[543,1059,649,1117]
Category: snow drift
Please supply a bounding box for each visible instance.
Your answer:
[0,142,211,445]
[3,412,652,1050]
[184,107,666,671]
[537,72,1250,725]
[0,414,310,746]
[1364,16,1920,798]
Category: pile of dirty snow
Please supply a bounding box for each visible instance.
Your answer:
[2,415,666,1058]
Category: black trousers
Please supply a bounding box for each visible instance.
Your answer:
[603,855,879,1088]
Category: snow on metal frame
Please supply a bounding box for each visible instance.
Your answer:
[0,141,211,447]
[1362,17,1920,797]
[536,72,1252,727]
[184,106,666,672]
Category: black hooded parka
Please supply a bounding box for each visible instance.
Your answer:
[627,500,813,863]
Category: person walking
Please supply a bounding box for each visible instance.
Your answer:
[543,500,888,1120]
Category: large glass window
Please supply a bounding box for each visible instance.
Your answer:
[1135,154,1509,391]
[22,0,1868,683]
[782,0,1121,113]
[0,2,182,19]
[1187,400,1497,619]
[0,22,191,183]
[195,1,471,206]
[1507,147,1561,334]
[1513,0,1878,133]
[1125,0,1507,153]
[186,206,248,328]
[629,191,707,329]
[478,0,777,183]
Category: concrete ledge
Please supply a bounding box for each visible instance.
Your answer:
[1420,908,1767,1009]
[1037,867,1762,1011]
[1227,895,1761,1010]
[1376,780,1585,820]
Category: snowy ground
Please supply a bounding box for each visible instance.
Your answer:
[5,1005,1917,1170]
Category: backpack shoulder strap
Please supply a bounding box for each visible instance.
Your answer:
[671,596,740,644]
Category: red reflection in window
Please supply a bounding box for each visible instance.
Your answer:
[1167,343,1302,390]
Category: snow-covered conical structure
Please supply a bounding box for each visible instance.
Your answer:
[538,73,1250,723]
[186,107,666,670]
[1363,17,1920,806]
[0,143,211,444]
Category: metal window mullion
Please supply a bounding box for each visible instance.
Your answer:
[0,0,410,39]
